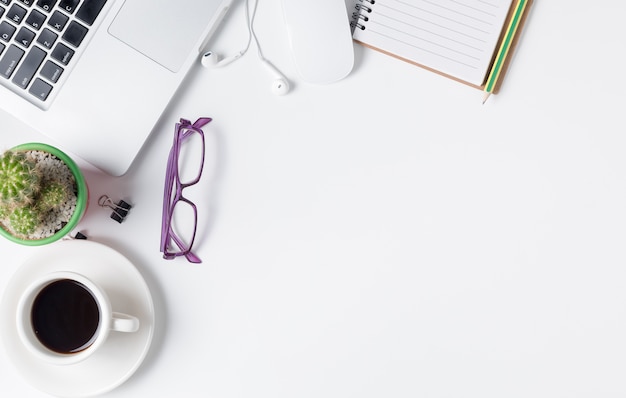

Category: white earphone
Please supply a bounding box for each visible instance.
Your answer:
[201,50,290,95]
[200,0,291,95]
[201,50,244,68]
[260,59,290,96]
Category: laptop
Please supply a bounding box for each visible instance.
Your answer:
[0,0,233,176]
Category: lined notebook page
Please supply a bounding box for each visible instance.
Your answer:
[353,0,514,86]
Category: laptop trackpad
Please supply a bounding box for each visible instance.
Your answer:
[108,0,224,73]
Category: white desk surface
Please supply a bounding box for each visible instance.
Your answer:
[2,1,626,397]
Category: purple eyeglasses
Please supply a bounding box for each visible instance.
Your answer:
[160,117,212,263]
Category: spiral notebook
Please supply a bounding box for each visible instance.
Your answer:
[351,0,531,91]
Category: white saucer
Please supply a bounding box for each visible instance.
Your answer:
[0,240,155,397]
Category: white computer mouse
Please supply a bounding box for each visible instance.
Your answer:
[282,0,354,85]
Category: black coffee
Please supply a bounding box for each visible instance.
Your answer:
[31,279,100,354]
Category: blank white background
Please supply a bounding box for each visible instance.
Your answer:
[1,1,625,397]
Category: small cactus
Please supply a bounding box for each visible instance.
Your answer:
[0,148,79,241]
[37,180,71,213]
[0,150,41,208]
[8,206,40,237]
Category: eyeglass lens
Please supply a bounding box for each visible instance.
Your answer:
[176,127,205,185]
[168,198,197,249]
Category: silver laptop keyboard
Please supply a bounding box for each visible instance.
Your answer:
[0,0,107,109]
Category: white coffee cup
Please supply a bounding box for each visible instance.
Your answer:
[16,271,140,366]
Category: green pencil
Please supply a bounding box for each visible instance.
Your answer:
[482,0,528,103]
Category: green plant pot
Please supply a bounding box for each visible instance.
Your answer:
[0,143,88,246]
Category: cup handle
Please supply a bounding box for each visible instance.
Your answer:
[111,312,140,333]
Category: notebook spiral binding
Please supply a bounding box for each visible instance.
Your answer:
[351,0,375,31]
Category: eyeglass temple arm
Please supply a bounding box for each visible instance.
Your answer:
[180,117,212,130]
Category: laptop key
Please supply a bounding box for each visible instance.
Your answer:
[29,77,52,100]
[7,3,27,23]
[25,8,46,30]
[59,0,79,14]
[40,59,62,82]
[62,20,87,47]
[36,27,57,48]
[36,0,57,13]
[75,0,106,26]
[15,26,35,47]
[12,44,44,88]
[50,41,72,64]
[0,44,24,78]
[47,10,67,31]
[0,21,16,42]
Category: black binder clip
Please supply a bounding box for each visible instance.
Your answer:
[63,231,88,241]
[98,195,132,223]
